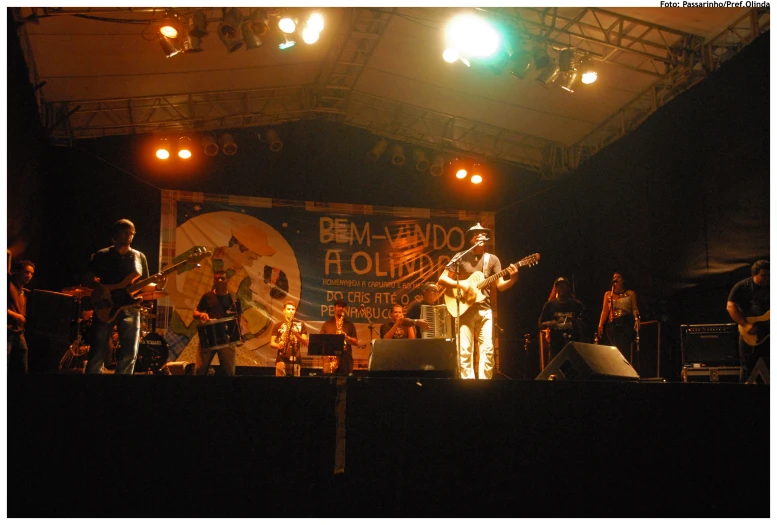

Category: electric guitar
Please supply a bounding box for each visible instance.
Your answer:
[739,311,770,347]
[443,253,541,318]
[92,246,211,324]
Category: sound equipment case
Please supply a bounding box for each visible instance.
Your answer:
[681,365,741,383]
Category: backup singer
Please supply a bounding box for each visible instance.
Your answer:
[405,282,442,333]
[437,224,518,380]
[597,272,640,363]
[270,300,308,377]
[83,219,166,375]
[727,260,769,382]
[8,260,35,375]
[380,303,416,339]
[320,298,359,376]
[538,277,586,360]
[193,269,242,375]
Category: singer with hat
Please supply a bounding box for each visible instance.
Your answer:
[437,223,518,379]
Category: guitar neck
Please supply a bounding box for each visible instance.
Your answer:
[125,259,190,295]
[477,262,527,290]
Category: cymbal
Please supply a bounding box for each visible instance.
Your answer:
[139,291,168,301]
[62,286,93,297]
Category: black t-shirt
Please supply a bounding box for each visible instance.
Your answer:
[539,297,586,353]
[88,246,149,286]
[320,317,358,354]
[446,251,501,308]
[271,319,308,361]
[728,277,769,318]
[379,321,412,339]
[196,291,242,320]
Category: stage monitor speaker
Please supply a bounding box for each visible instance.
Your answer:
[28,289,74,342]
[368,338,456,378]
[746,357,769,384]
[536,342,640,381]
[681,323,739,366]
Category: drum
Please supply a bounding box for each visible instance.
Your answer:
[135,332,168,373]
[197,317,239,351]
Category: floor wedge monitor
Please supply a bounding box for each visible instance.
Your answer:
[536,342,640,381]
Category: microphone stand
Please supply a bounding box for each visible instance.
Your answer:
[447,240,485,380]
[362,305,377,341]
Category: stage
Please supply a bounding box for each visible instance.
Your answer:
[8,374,769,517]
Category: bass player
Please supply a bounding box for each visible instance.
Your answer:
[437,223,518,379]
[82,219,167,375]
[727,260,769,382]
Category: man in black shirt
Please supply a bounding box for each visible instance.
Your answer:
[270,300,308,377]
[320,298,360,375]
[7,260,35,375]
[538,277,586,360]
[193,269,243,375]
[83,219,165,375]
[380,303,416,339]
[727,260,769,382]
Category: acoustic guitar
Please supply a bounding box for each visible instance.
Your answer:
[739,311,770,347]
[92,246,211,324]
[443,253,540,318]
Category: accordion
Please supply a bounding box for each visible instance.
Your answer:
[420,304,453,339]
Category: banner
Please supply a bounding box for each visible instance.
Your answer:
[158,190,495,369]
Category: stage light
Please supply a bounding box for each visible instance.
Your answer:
[510,49,533,80]
[219,133,238,156]
[159,14,182,39]
[278,16,296,34]
[155,138,171,160]
[444,14,500,61]
[242,22,262,49]
[456,168,468,179]
[429,155,445,176]
[442,48,459,63]
[390,144,405,166]
[302,26,320,44]
[579,55,598,84]
[559,48,575,72]
[187,10,208,38]
[218,8,244,52]
[536,61,560,87]
[413,149,429,172]
[158,13,184,58]
[367,138,389,161]
[159,34,184,58]
[308,13,324,33]
[471,174,483,184]
[177,136,193,159]
[559,70,578,93]
[265,128,283,152]
[532,46,551,71]
[242,9,268,49]
[203,135,219,156]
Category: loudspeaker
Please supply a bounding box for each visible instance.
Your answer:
[28,289,75,342]
[746,357,770,384]
[368,338,457,377]
[681,323,739,366]
[536,342,640,381]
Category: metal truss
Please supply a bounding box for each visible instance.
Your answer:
[14,7,771,179]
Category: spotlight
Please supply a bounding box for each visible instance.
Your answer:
[203,135,219,156]
[444,14,501,61]
[242,9,268,49]
[158,13,184,58]
[471,174,483,184]
[413,149,430,171]
[301,26,320,44]
[159,14,182,39]
[278,16,297,34]
[429,155,445,176]
[218,8,244,52]
[532,46,551,70]
[219,133,238,156]
[187,10,208,38]
[155,138,171,160]
[559,48,575,72]
[510,49,533,80]
[242,22,262,49]
[159,34,184,58]
[579,55,598,84]
[264,129,283,152]
[367,138,389,162]
[455,169,468,179]
[559,70,578,93]
[442,48,460,63]
[307,12,325,33]
[536,61,560,87]
[390,144,405,166]
[177,136,193,159]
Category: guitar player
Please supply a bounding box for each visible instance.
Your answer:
[437,223,518,380]
[82,219,166,375]
[727,259,769,382]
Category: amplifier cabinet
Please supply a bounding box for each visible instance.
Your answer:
[681,323,739,366]
[681,365,741,383]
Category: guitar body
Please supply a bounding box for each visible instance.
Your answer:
[740,311,770,347]
[92,287,144,324]
[443,271,487,318]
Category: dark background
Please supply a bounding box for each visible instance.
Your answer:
[8,11,769,380]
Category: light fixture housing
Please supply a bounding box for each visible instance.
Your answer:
[559,69,579,93]
[177,136,193,159]
[367,138,389,162]
[559,48,575,72]
[203,135,219,156]
[278,16,297,34]
[155,138,171,160]
[579,55,598,84]
[510,49,533,80]
[536,61,560,87]
[390,144,405,166]
[218,8,244,52]
[413,149,429,172]
[265,129,283,152]
[429,155,445,176]
[219,133,238,156]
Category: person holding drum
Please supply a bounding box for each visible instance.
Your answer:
[270,300,308,377]
[193,269,243,376]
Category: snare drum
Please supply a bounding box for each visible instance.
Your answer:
[135,332,168,373]
[198,317,239,350]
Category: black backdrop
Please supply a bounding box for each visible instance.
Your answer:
[8,9,769,379]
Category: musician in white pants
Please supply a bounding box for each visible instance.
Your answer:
[437,224,518,379]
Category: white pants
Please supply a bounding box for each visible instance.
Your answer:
[457,305,494,380]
